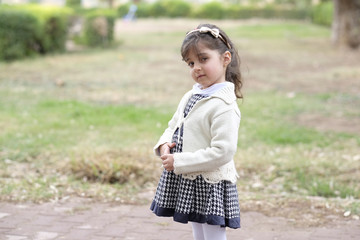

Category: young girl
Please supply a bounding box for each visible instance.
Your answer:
[150,23,243,240]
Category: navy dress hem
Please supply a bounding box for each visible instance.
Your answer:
[150,200,241,229]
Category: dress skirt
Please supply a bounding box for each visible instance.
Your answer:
[150,94,241,229]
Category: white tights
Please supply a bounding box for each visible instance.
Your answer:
[191,222,227,240]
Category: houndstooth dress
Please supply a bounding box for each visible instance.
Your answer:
[150,94,241,229]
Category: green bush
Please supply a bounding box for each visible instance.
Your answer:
[117,1,311,20]
[8,4,72,53]
[117,3,130,18]
[0,4,72,61]
[277,8,310,19]
[148,1,167,17]
[83,9,116,47]
[225,5,254,19]
[21,5,73,53]
[118,1,191,18]
[312,2,333,26]
[0,8,40,61]
[162,0,191,18]
[225,5,310,20]
[174,2,310,20]
[66,0,81,8]
[136,2,151,18]
[261,6,310,19]
[193,2,225,19]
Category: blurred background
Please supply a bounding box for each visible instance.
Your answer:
[0,0,359,225]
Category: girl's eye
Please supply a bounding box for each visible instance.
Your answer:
[200,57,207,62]
[188,62,194,67]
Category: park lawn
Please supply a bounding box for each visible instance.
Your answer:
[0,19,359,220]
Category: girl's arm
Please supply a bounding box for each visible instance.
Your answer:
[173,109,240,174]
[153,112,178,156]
[153,91,191,156]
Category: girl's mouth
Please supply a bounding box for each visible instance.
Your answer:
[197,74,205,79]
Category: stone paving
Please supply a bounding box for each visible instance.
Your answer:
[0,198,359,240]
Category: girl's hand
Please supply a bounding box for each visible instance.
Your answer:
[161,154,175,171]
[159,142,176,156]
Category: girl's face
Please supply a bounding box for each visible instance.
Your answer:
[184,43,231,89]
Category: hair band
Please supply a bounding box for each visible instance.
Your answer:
[186,27,231,49]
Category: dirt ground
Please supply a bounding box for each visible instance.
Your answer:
[1,197,359,240]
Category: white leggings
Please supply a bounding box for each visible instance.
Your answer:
[191,222,227,240]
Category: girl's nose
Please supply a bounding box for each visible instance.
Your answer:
[194,63,201,71]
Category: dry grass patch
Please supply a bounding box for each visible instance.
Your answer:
[66,148,158,185]
[0,148,160,203]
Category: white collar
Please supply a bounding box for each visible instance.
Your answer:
[192,82,230,96]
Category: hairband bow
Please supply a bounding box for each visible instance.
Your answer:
[186,27,231,49]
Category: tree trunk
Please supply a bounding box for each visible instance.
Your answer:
[332,0,360,49]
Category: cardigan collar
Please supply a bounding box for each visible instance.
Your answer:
[191,82,236,104]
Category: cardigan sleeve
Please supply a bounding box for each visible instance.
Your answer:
[153,108,180,156]
[173,108,240,174]
[153,91,191,156]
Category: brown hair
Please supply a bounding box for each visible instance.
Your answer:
[181,23,243,99]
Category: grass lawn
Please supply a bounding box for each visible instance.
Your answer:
[0,19,359,224]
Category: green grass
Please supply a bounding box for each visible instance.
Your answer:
[0,95,170,161]
[239,91,358,147]
[232,22,331,39]
[284,167,359,198]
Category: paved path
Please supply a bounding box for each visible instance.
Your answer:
[0,198,359,240]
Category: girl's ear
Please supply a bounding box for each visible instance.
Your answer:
[223,51,232,67]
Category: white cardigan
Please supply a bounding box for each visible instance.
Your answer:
[154,82,241,183]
